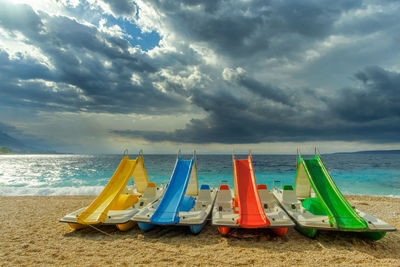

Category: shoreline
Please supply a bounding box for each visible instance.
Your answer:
[1,191,400,198]
[1,195,399,266]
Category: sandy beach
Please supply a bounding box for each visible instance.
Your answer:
[0,195,399,266]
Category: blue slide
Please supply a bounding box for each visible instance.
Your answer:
[150,157,194,224]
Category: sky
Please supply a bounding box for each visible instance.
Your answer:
[0,0,399,154]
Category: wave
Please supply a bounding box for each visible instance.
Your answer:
[1,185,399,198]
[342,192,400,198]
[0,186,104,196]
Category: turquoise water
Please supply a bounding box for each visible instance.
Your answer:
[0,153,399,197]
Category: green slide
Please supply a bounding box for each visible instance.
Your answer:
[302,156,368,230]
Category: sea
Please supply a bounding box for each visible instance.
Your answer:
[0,153,399,197]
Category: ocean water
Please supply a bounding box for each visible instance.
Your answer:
[0,153,399,197]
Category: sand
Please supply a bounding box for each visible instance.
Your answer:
[0,195,399,266]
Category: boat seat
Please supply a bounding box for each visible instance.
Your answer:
[216,185,232,211]
[195,185,212,210]
[258,185,274,201]
[137,183,157,207]
[258,187,276,210]
[282,187,301,206]
[198,185,212,202]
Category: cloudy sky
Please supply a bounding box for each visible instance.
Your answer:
[0,0,399,154]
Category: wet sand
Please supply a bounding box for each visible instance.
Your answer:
[0,195,399,266]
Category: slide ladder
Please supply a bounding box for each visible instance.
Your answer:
[234,154,269,228]
[150,153,197,224]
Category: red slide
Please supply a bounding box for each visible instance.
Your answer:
[234,155,270,228]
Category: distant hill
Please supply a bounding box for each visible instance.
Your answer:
[0,131,56,154]
[335,150,400,155]
[0,146,12,154]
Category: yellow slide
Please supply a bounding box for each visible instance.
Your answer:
[77,152,149,224]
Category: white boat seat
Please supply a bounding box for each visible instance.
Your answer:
[258,189,275,202]
[258,188,276,210]
[195,188,212,210]
[282,188,301,205]
[197,188,212,202]
[137,184,158,207]
[216,185,232,211]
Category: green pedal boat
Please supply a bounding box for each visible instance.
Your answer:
[273,152,396,240]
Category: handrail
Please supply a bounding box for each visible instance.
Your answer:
[273,180,282,191]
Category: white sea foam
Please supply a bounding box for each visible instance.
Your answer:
[359,194,400,198]
[341,192,400,198]
[0,186,104,196]
[1,185,399,198]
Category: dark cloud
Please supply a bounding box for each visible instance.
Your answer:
[333,2,400,36]
[223,68,294,106]
[106,0,138,16]
[145,0,363,59]
[0,48,183,114]
[112,87,304,144]
[1,0,400,150]
[0,2,186,114]
[0,2,43,36]
[0,50,51,80]
[112,66,400,144]
[329,66,400,122]
[178,0,221,13]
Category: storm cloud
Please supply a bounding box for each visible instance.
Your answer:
[113,65,400,144]
[330,66,400,123]
[0,0,400,152]
[142,0,364,59]
[0,1,186,114]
